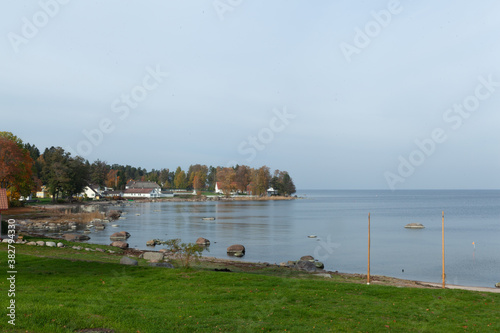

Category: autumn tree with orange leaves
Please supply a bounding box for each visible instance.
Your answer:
[0,132,35,202]
[216,167,236,196]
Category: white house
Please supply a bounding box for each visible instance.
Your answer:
[122,181,163,198]
[267,187,279,196]
[215,182,241,194]
[123,188,162,198]
[101,190,124,198]
[83,185,102,199]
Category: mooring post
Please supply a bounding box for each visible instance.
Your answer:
[442,211,445,289]
[367,212,371,285]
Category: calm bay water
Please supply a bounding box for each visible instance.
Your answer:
[87,190,500,288]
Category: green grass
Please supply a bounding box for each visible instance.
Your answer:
[24,198,53,205]
[0,244,499,332]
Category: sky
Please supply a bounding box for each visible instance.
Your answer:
[1,0,499,190]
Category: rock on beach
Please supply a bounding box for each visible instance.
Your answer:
[110,241,129,249]
[120,256,138,266]
[295,260,319,272]
[143,252,164,262]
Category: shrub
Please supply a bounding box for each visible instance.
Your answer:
[158,238,207,268]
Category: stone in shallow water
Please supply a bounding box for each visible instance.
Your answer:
[63,233,90,241]
[110,231,130,240]
[227,244,245,256]
[404,223,425,229]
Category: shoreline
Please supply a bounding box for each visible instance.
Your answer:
[6,228,500,293]
[190,255,500,293]
[4,201,499,293]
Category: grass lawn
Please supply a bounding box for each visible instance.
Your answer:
[1,242,499,332]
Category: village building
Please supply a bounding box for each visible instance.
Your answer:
[36,185,50,199]
[123,181,162,198]
[83,185,103,199]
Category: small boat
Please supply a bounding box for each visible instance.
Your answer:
[202,217,216,221]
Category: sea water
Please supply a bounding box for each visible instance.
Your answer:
[87,190,500,288]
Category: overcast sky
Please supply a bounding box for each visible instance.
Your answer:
[2,1,499,190]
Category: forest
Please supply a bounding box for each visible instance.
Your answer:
[0,131,296,204]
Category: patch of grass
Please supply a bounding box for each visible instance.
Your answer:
[1,239,125,264]
[25,198,53,205]
[0,247,499,332]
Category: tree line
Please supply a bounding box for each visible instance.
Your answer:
[0,131,296,203]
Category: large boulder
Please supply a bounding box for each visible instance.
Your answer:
[300,255,314,262]
[196,237,210,246]
[45,241,56,247]
[295,260,319,272]
[314,261,325,269]
[120,256,138,266]
[110,241,129,249]
[227,244,245,257]
[143,252,164,262]
[63,233,90,241]
[110,231,130,241]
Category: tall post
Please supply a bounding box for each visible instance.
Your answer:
[367,212,371,285]
[442,211,445,289]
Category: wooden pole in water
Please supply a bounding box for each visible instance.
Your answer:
[442,211,445,289]
[367,212,371,285]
